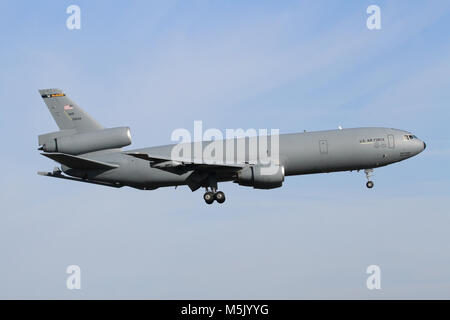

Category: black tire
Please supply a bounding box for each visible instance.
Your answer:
[204,192,215,204]
[366,181,374,189]
[215,191,226,204]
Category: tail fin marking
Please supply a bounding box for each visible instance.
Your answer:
[39,88,103,132]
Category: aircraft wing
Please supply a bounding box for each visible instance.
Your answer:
[125,152,247,191]
[124,152,245,173]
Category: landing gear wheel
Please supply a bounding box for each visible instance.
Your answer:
[204,192,215,204]
[366,181,374,189]
[364,169,374,189]
[214,191,226,204]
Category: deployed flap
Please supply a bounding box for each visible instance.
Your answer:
[41,152,119,170]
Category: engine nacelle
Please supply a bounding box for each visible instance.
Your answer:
[236,165,285,189]
[40,127,132,155]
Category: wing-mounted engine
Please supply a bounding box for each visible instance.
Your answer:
[39,127,132,155]
[235,165,285,189]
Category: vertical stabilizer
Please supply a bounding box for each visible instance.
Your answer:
[39,89,103,132]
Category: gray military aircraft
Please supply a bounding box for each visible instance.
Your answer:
[38,89,426,204]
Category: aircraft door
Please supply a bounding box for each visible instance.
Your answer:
[319,140,328,154]
[388,134,395,149]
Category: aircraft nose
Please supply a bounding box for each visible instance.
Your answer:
[423,141,426,150]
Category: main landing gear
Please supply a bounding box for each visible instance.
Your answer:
[203,188,226,204]
[364,169,374,189]
[203,174,226,204]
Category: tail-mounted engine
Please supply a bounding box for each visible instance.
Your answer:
[39,127,132,155]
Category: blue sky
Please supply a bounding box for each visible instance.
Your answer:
[0,0,449,298]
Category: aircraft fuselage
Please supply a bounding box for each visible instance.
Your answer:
[62,127,426,190]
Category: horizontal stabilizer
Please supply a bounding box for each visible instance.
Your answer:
[41,152,119,170]
[38,171,122,188]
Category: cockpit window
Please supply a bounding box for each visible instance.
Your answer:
[403,134,416,141]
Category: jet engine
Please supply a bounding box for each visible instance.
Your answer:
[236,165,285,189]
[39,127,132,155]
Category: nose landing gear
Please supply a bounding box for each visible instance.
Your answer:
[364,169,374,189]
